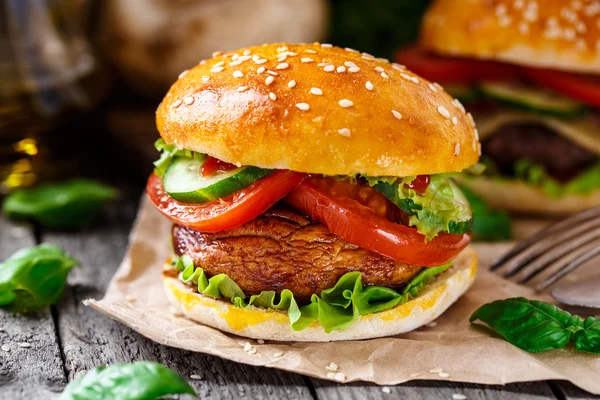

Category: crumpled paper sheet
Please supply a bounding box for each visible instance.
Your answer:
[88,197,600,393]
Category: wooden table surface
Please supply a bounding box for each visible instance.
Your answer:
[0,181,598,400]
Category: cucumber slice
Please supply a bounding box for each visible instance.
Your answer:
[443,84,479,104]
[374,179,473,235]
[479,82,588,118]
[163,157,272,203]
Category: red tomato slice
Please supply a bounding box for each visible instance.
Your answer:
[284,178,471,266]
[147,170,306,232]
[395,46,520,84]
[524,68,600,108]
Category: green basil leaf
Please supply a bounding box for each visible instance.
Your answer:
[470,297,573,352]
[2,179,118,230]
[0,244,78,312]
[59,361,196,400]
[571,317,600,354]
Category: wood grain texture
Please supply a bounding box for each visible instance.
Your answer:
[0,218,65,399]
[45,187,313,400]
[312,380,559,400]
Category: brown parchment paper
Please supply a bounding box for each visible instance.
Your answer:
[87,197,600,394]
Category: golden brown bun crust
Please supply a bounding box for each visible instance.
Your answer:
[162,246,478,342]
[421,0,600,73]
[456,176,600,215]
[156,43,479,177]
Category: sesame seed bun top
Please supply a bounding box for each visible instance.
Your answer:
[420,0,600,74]
[156,43,480,177]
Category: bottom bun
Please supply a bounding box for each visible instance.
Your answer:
[162,246,478,342]
[457,176,600,215]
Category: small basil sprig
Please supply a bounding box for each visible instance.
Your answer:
[59,362,196,400]
[2,179,118,230]
[0,244,78,312]
[470,297,600,354]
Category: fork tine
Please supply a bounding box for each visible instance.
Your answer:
[536,241,600,292]
[500,216,600,277]
[489,207,600,271]
[518,229,600,283]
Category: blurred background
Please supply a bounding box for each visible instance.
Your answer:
[0,0,430,192]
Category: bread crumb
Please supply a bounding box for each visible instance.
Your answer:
[382,387,391,394]
[190,374,202,380]
[439,372,450,378]
[429,367,443,373]
[452,394,467,400]
[325,362,339,372]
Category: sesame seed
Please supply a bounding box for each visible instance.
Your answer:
[301,58,314,63]
[366,81,374,90]
[252,55,260,61]
[232,54,240,60]
[296,103,310,111]
[345,47,358,53]
[467,112,476,127]
[199,60,207,65]
[190,374,202,380]
[438,105,450,118]
[318,62,328,67]
[243,342,253,351]
[212,51,222,57]
[428,83,437,93]
[183,96,194,105]
[233,70,244,78]
[202,76,210,82]
[401,73,414,82]
[336,66,346,73]
[18,342,31,348]
[288,80,296,88]
[326,372,336,379]
[324,65,335,72]
[454,143,461,156]
[348,66,360,73]
[257,339,265,344]
[237,86,248,92]
[338,128,351,137]
[1,345,9,352]
[243,49,251,56]
[392,110,403,120]
[277,45,289,52]
[269,92,277,100]
[310,87,323,95]
[475,127,479,141]
[321,43,332,47]
[172,99,183,108]
[265,76,275,85]
[362,52,375,60]
[434,82,444,91]
[375,66,385,72]
[273,352,284,357]
[377,57,389,63]
[239,55,252,62]
[325,362,339,372]
[429,368,443,373]
[382,387,391,394]
[214,61,225,67]
[452,117,458,125]
[267,70,279,76]
[392,62,405,71]
[230,60,242,67]
[305,49,317,54]
[380,72,389,79]
[255,59,267,64]
[276,63,289,70]
[178,70,188,79]
[344,61,357,67]
[339,99,353,108]
[452,395,467,400]
[257,66,266,74]
[278,55,287,62]
[439,372,451,378]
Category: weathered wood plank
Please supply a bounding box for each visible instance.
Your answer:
[311,380,559,400]
[46,188,314,400]
[0,218,66,399]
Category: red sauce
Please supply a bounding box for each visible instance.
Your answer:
[404,175,430,195]
[201,156,238,177]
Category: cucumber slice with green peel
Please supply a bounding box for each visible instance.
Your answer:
[479,82,588,118]
[163,157,272,203]
[374,179,474,235]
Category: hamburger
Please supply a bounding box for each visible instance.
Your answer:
[147,43,479,341]
[396,0,600,215]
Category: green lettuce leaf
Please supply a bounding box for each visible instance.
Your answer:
[173,255,452,333]
[366,175,472,240]
[514,159,600,198]
[459,185,512,241]
[153,139,205,177]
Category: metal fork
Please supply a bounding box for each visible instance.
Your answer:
[489,206,600,293]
